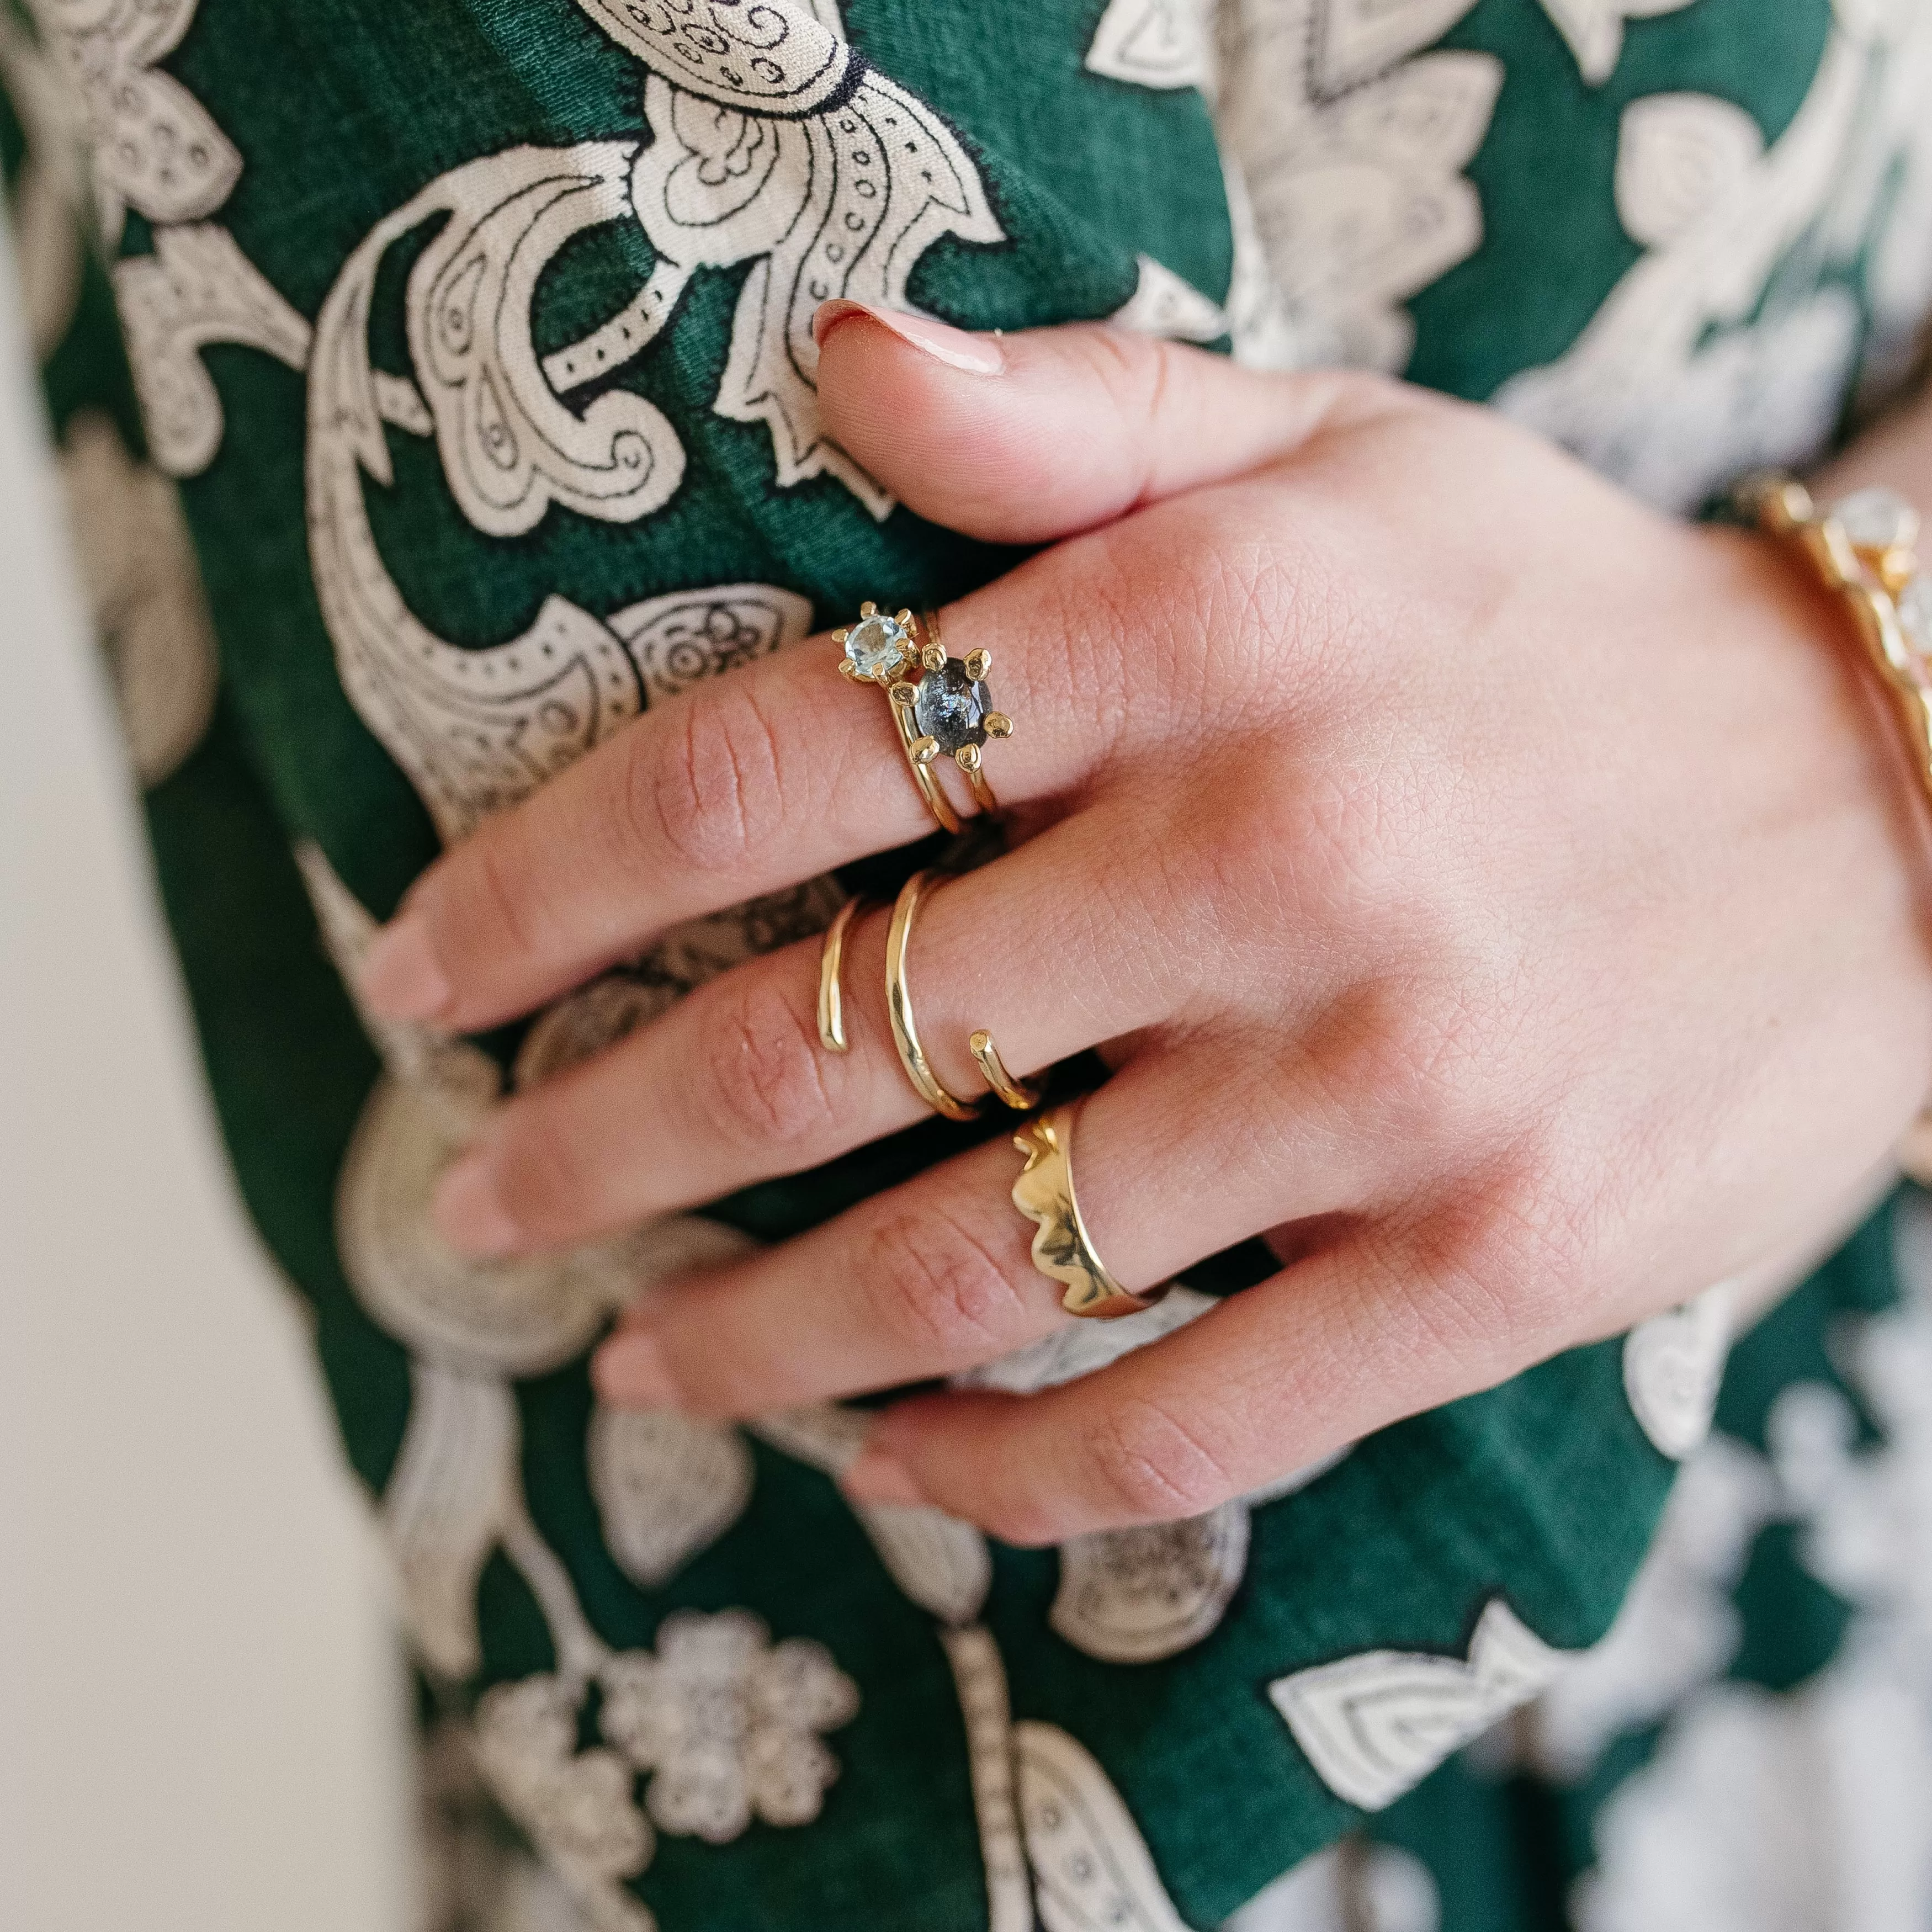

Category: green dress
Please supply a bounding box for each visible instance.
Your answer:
[3,2,1929,1927]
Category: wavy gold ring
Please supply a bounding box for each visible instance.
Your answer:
[1011,1103,1168,1320]
[884,869,983,1122]
[816,898,866,1053]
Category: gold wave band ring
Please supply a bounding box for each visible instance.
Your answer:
[1011,1103,1168,1321]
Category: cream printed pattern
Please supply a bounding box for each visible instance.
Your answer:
[16,0,1932,1925]
[1496,0,1932,510]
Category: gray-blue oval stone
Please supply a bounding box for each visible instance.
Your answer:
[912,657,992,753]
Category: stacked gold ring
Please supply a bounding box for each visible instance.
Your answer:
[884,869,982,1121]
[833,603,1012,833]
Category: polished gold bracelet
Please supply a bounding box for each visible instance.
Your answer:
[1742,474,1932,792]
[1744,473,1932,1183]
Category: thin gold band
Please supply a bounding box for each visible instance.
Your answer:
[920,608,1002,817]
[889,672,964,834]
[834,603,1012,831]
[969,1029,1039,1111]
[1010,1103,1167,1319]
[884,869,983,1122]
[816,898,866,1053]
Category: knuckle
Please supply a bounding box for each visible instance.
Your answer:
[1082,1395,1236,1525]
[693,973,838,1155]
[634,681,790,877]
[1394,1169,1583,1374]
[452,831,538,969]
[488,1108,594,1238]
[856,1199,1032,1360]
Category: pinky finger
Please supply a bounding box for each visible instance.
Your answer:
[843,1224,1545,1546]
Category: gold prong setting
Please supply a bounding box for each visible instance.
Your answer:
[837,601,1013,829]
[840,602,916,683]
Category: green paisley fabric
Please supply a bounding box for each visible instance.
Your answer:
[3,2,1929,1929]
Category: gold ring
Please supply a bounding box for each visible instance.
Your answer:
[969,1029,1039,1111]
[834,603,1011,832]
[835,602,960,834]
[816,898,866,1053]
[884,869,982,1122]
[911,608,1011,820]
[1011,1103,1167,1320]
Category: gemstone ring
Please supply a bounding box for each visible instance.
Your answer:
[832,603,1012,832]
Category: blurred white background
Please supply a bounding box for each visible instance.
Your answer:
[0,234,409,1926]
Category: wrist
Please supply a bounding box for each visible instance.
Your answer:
[1734,476,1932,1130]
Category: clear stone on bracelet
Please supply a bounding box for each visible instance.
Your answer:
[1835,486,1921,556]
[845,611,914,680]
[912,656,993,754]
[1901,575,1932,655]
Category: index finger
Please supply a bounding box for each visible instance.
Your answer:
[354,581,1108,1033]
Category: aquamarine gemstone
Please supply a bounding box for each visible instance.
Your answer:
[845,612,911,679]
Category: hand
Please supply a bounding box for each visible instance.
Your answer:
[356,301,1932,1544]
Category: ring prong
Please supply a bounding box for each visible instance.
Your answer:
[838,660,860,682]
[860,600,878,617]
[833,629,849,645]
[890,681,917,705]
[985,712,1013,737]
[964,649,990,680]
[895,607,913,627]
[911,735,940,765]
[956,744,981,772]
[921,643,944,671]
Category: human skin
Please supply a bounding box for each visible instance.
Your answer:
[358,302,1932,1545]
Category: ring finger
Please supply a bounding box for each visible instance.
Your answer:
[429,800,1245,1256]
[588,1037,1376,1419]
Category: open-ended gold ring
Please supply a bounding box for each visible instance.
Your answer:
[1011,1103,1168,1320]
[816,897,866,1053]
[884,869,983,1122]
[834,603,1011,832]
[969,1029,1039,1111]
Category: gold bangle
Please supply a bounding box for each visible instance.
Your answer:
[1010,1103,1167,1320]
[816,898,865,1053]
[969,1029,1039,1111]
[884,869,983,1122]
[1744,474,1932,789]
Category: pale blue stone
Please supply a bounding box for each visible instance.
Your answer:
[845,612,911,678]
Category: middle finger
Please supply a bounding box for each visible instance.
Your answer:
[432,804,1214,1256]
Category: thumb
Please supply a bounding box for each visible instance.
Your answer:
[811,299,1406,545]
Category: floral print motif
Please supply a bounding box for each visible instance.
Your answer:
[599,1611,860,1843]
[473,1676,655,1932]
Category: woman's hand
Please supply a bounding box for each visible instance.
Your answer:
[356,303,1932,1544]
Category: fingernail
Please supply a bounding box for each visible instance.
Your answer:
[840,1443,928,1509]
[358,914,452,1022]
[811,298,1006,376]
[592,1329,683,1409]
[431,1152,521,1260]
